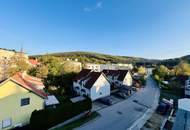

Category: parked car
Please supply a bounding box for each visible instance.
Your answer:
[132,87,137,91]
[98,97,113,106]
[113,92,128,99]
[157,98,173,115]
[120,89,130,95]
[133,99,138,103]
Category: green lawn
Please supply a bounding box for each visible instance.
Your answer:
[53,112,100,130]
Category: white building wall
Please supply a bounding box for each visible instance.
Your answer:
[178,98,190,112]
[84,63,134,72]
[123,72,133,86]
[185,77,190,97]
[84,64,101,72]
[90,74,110,101]
[73,81,90,96]
[185,89,190,97]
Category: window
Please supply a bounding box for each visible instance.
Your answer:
[21,98,30,106]
[81,89,86,93]
[2,118,12,128]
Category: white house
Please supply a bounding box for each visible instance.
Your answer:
[84,63,133,72]
[185,77,190,97]
[73,69,111,101]
[103,70,133,87]
[172,98,190,130]
[84,63,102,72]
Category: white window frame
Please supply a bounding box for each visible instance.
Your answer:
[2,118,12,129]
[21,98,30,106]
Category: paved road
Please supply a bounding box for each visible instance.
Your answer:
[75,76,160,130]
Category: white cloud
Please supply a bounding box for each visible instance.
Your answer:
[96,2,102,8]
[83,7,92,12]
[83,1,103,12]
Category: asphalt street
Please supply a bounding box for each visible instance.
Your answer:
[75,75,160,130]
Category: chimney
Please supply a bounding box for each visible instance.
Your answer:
[22,71,27,79]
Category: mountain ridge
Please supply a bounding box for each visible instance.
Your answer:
[32,51,190,66]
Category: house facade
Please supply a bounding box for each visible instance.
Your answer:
[84,63,133,72]
[28,58,40,67]
[73,69,111,101]
[103,70,133,87]
[0,73,47,130]
[185,77,190,97]
[172,98,190,130]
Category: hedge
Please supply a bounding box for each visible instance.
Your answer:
[30,99,92,130]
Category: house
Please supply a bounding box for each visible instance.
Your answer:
[84,63,102,72]
[185,76,190,98]
[84,63,134,72]
[0,72,58,130]
[103,70,133,88]
[28,58,40,67]
[172,98,190,130]
[73,69,111,101]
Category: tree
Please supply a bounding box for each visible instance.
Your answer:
[62,61,81,73]
[153,65,169,79]
[174,62,190,76]
[39,55,63,76]
[36,65,49,78]
[44,73,77,95]
[28,67,38,77]
[8,54,29,76]
[138,66,146,75]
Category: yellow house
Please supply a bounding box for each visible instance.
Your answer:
[0,72,47,130]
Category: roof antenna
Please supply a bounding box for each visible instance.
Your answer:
[19,43,24,58]
[20,44,23,53]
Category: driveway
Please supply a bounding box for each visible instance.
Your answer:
[75,76,160,130]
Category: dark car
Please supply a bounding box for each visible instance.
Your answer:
[114,92,128,99]
[98,97,113,106]
[120,89,131,95]
[132,87,137,91]
[156,102,170,115]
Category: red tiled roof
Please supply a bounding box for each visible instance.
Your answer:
[10,73,47,98]
[24,74,44,86]
[29,59,39,66]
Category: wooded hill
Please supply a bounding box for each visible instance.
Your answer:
[32,51,159,65]
[32,51,190,67]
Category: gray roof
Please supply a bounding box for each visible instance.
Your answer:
[173,109,190,130]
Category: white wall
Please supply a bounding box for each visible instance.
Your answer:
[123,72,133,86]
[178,98,190,112]
[73,82,90,96]
[84,64,101,72]
[90,74,110,101]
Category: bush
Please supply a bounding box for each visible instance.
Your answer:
[30,99,92,130]
[139,76,146,86]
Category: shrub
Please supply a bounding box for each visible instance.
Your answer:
[30,99,92,130]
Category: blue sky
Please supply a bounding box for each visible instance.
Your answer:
[0,0,190,59]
